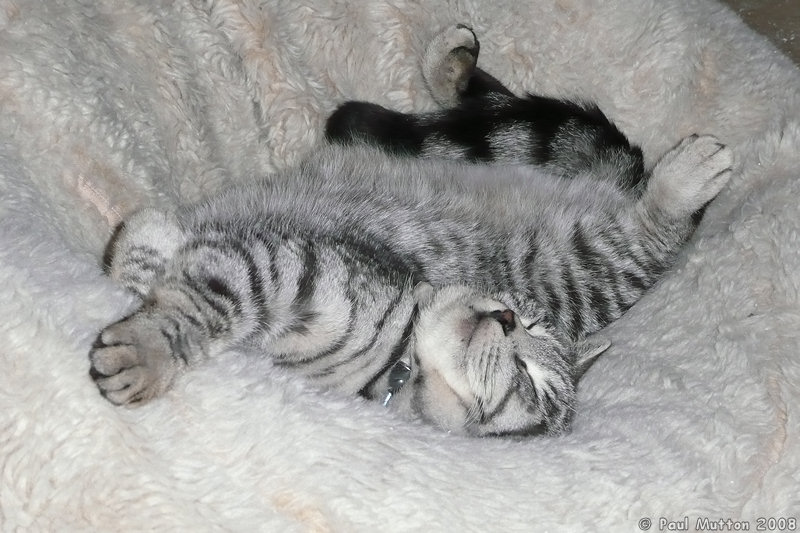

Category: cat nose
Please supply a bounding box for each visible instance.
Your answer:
[489,309,516,335]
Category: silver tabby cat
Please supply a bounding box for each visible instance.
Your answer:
[89,26,733,437]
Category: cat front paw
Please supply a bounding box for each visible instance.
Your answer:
[89,313,181,406]
[649,134,734,218]
[422,24,480,107]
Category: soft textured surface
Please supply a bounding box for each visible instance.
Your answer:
[1,0,798,530]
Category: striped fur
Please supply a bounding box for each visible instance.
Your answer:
[88,27,734,437]
[326,25,646,195]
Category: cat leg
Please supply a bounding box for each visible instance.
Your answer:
[642,135,733,221]
[90,240,271,404]
[91,228,261,406]
[422,24,513,107]
[327,24,639,173]
[324,24,513,150]
[91,209,192,405]
[103,208,185,298]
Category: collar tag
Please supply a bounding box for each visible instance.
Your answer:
[382,359,411,407]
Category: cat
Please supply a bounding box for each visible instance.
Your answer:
[89,25,733,437]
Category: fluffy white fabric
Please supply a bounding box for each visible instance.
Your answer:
[1,0,798,530]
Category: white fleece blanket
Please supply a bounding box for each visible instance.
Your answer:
[1,0,798,531]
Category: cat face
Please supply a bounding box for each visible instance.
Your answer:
[391,284,607,437]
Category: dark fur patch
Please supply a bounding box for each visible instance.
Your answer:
[325,84,646,194]
[101,221,126,274]
[325,101,426,156]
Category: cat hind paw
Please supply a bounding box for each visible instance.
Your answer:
[422,24,480,107]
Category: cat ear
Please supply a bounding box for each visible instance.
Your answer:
[575,336,611,379]
[413,281,436,308]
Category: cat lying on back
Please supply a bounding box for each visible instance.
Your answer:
[89,26,733,437]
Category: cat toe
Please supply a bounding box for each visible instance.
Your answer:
[673,135,734,206]
[89,333,140,378]
[428,24,479,60]
[92,364,148,405]
[89,343,152,405]
[667,135,733,176]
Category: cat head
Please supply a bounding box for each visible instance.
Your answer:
[389,284,609,437]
